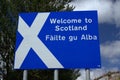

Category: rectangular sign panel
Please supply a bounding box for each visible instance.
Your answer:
[14,11,101,69]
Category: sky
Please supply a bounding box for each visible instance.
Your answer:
[71,0,120,80]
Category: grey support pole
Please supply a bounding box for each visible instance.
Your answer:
[54,69,59,80]
[85,69,90,80]
[23,70,28,80]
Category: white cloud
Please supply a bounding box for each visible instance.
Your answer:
[77,68,119,80]
[90,68,107,80]
[76,70,85,80]
[71,0,120,27]
[76,68,107,80]
[101,41,120,59]
[114,0,120,27]
[100,41,120,68]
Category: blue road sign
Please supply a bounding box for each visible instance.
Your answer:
[14,11,101,69]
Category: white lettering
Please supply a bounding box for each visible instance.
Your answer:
[50,18,57,24]
[81,34,97,40]
[55,25,87,31]
[69,36,78,42]
[85,18,92,23]
[50,18,82,24]
[46,35,66,41]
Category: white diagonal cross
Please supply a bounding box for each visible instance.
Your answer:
[14,13,64,69]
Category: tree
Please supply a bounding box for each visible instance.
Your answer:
[27,69,80,80]
[0,0,80,80]
[0,0,16,80]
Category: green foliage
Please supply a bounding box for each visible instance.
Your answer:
[59,69,80,80]
[0,0,79,80]
[28,69,80,80]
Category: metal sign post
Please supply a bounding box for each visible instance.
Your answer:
[85,69,90,80]
[54,70,59,80]
[23,70,28,80]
